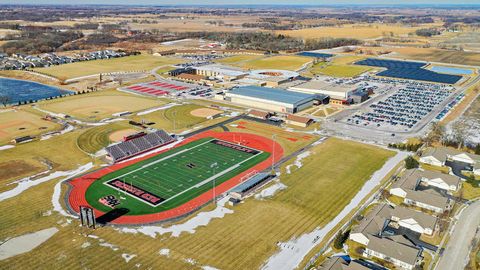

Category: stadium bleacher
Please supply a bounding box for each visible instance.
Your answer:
[297,52,334,58]
[355,58,462,84]
[105,130,175,162]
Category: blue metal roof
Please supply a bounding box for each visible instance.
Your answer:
[297,52,334,58]
[230,173,270,193]
[229,86,315,105]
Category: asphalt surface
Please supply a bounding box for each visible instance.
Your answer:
[322,74,480,145]
[436,200,480,270]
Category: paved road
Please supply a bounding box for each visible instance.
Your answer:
[436,200,480,270]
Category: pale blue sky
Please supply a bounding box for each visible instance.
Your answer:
[0,0,479,5]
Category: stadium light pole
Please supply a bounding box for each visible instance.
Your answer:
[271,134,276,173]
[211,162,218,205]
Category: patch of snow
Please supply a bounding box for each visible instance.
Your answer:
[99,242,119,251]
[0,227,59,260]
[202,266,220,270]
[121,253,137,263]
[261,150,409,270]
[87,235,99,239]
[158,248,170,257]
[118,196,233,238]
[0,163,92,204]
[51,163,94,218]
[184,258,197,265]
[7,170,50,186]
[0,145,14,151]
[137,103,179,116]
[285,151,311,174]
[255,182,287,200]
[42,210,52,217]
[81,242,91,249]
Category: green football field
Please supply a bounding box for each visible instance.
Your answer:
[85,137,270,215]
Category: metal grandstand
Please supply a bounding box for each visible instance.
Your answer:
[105,130,175,162]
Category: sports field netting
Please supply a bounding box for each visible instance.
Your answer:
[85,137,270,215]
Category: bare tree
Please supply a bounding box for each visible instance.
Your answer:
[451,121,467,149]
[0,96,10,107]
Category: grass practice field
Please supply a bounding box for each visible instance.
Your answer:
[215,54,265,65]
[306,55,372,77]
[35,54,183,80]
[130,104,216,132]
[85,137,269,215]
[0,109,61,145]
[228,55,311,71]
[39,90,163,121]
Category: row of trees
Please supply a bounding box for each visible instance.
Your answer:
[1,30,84,54]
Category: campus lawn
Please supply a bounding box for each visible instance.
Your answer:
[39,90,164,121]
[35,54,183,80]
[310,64,371,77]
[307,55,372,77]
[215,54,265,65]
[236,55,312,71]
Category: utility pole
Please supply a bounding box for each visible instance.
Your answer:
[271,134,277,173]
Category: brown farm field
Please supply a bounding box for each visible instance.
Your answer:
[277,23,426,40]
[374,47,480,66]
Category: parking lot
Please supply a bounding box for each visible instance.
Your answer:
[344,80,454,132]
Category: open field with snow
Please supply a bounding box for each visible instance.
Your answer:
[0,136,394,270]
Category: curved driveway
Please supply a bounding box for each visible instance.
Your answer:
[436,200,480,270]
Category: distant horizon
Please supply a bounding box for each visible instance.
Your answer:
[1,1,480,7]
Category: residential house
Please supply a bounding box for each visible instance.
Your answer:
[363,236,423,270]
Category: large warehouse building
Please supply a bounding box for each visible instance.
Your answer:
[289,80,359,105]
[225,86,323,113]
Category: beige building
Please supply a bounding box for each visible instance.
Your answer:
[289,80,358,104]
[194,64,247,81]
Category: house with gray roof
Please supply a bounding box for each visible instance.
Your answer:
[320,257,370,270]
[363,236,423,270]
[390,169,461,198]
[420,147,480,168]
[349,203,438,246]
[404,189,453,214]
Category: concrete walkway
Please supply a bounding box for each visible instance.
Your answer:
[436,200,480,270]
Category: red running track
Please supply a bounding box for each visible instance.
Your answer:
[67,131,284,225]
